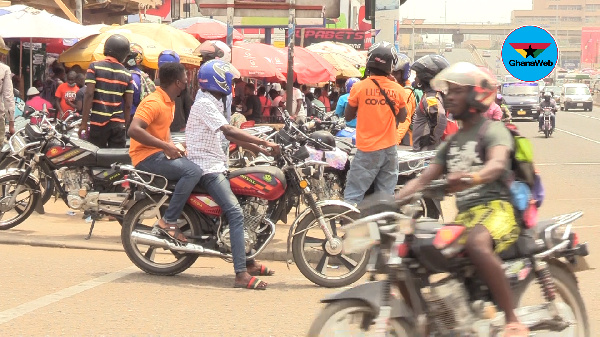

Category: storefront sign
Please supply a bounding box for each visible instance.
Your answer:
[296,28,371,49]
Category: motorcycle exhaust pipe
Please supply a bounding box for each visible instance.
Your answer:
[131,230,227,257]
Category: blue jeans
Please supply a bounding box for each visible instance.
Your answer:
[201,172,251,273]
[136,152,203,224]
[344,145,398,205]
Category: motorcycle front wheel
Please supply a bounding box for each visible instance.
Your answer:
[307,299,415,337]
[0,156,54,206]
[121,198,202,276]
[0,174,40,230]
[291,204,366,288]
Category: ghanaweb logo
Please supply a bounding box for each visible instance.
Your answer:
[502,26,558,82]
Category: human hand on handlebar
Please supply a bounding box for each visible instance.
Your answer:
[260,141,281,157]
[447,172,474,193]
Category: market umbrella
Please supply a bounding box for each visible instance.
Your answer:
[231,44,286,81]
[307,52,362,78]
[59,29,167,69]
[275,46,337,84]
[0,6,96,39]
[306,41,367,67]
[108,23,201,56]
[170,17,244,42]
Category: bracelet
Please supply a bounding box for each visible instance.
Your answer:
[470,172,482,185]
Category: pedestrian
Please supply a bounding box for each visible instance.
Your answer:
[282,82,306,122]
[156,51,193,133]
[315,86,330,112]
[301,84,313,117]
[268,88,284,120]
[79,34,134,148]
[125,43,155,120]
[0,36,15,139]
[335,77,360,127]
[342,41,408,205]
[25,87,52,112]
[257,86,270,121]
[73,73,86,115]
[243,82,262,123]
[41,66,64,104]
[54,71,79,120]
[308,91,325,117]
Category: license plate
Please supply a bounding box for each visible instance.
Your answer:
[577,103,583,107]
[517,110,526,115]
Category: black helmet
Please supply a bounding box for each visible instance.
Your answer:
[366,41,398,75]
[411,54,450,84]
[309,131,336,150]
[104,34,131,63]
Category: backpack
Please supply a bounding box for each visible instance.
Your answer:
[131,70,156,101]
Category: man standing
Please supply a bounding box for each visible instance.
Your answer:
[54,71,79,120]
[80,34,133,148]
[128,62,202,241]
[243,83,262,123]
[0,36,15,139]
[391,53,417,145]
[187,60,280,290]
[343,42,408,205]
[74,73,86,115]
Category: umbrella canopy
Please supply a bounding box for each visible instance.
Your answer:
[59,29,166,69]
[106,23,200,56]
[308,51,362,78]
[307,41,366,67]
[232,44,286,81]
[276,46,337,84]
[170,17,244,42]
[0,6,96,39]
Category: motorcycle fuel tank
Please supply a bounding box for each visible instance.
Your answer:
[229,166,286,200]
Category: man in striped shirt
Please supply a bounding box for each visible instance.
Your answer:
[80,34,133,148]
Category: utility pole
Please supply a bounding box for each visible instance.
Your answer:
[75,0,82,23]
[286,0,296,116]
[411,19,416,61]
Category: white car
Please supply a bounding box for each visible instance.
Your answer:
[560,83,593,111]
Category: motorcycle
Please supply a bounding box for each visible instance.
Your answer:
[120,114,369,287]
[0,118,131,238]
[308,181,590,336]
[228,125,276,168]
[542,107,554,138]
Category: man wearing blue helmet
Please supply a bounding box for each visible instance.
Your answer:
[157,50,193,133]
[334,77,360,127]
[186,59,280,290]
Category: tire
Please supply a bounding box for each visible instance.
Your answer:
[0,173,40,230]
[307,299,415,337]
[292,204,367,288]
[515,262,590,337]
[121,197,201,276]
[415,197,440,220]
[0,156,54,205]
[544,127,550,138]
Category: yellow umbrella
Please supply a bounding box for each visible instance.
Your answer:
[313,52,362,78]
[59,29,166,69]
[111,23,200,56]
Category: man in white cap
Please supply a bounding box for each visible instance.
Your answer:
[0,36,15,140]
[25,87,52,112]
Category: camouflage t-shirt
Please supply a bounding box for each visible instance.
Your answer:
[433,118,514,212]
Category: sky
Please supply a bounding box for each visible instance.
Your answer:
[398,0,533,24]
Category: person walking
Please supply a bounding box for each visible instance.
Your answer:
[0,36,15,139]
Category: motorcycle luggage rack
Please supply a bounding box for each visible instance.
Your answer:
[111,165,171,194]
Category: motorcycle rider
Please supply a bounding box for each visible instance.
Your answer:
[411,55,449,151]
[128,62,203,242]
[538,92,557,132]
[396,62,528,337]
[391,53,418,145]
[186,60,281,290]
[334,77,360,127]
[343,41,408,205]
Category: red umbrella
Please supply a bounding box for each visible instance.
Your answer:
[170,17,244,42]
[232,43,286,81]
[281,46,337,84]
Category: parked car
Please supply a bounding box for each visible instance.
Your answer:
[560,83,593,111]
[445,43,453,52]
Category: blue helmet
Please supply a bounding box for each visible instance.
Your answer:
[345,77,360,93]
[158,50,180,67]
[198,59,235,95]
[393,53,411,82]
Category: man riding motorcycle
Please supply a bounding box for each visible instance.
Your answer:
[395,62,529,337]
[538,92,557,132]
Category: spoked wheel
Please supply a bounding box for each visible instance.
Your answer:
[308,300,415,337]
[291,205,366,288]
[0,174,39,230]
[121,198,202,276]
[229,148,256,168]
[0,156,54,205]
[515,263,590,336]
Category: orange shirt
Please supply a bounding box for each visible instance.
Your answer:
[348,76,406,152]
[396,87,417,143]
[54,83,79,118]
[129,87,175,166]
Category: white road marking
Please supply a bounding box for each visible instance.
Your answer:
[537,162,600,166]
[554,128,600,145]
[0,267,137,325]
[565,111,600,122]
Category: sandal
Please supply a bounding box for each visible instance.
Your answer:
[249,264,275,277]
[503,322,529,337]
[153,220,188,242]
[234,276,267,290]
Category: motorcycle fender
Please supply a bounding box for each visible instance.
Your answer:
[321,281,414,319]
[0,169,40,189]
[286,200,359,260]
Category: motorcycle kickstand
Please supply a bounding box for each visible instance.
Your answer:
[34,197,45,215]
[85,219,96,240]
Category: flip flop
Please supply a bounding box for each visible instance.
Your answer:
[249,265,275,277]
[234,276,267,290]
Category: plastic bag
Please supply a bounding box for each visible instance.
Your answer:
[306,146,324,162]
[510,181,532,212]
[325,148,349,170]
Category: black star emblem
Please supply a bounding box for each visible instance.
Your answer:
[524,44,537,58]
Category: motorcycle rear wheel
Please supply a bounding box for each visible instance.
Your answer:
[291,204,366,288]
[307,299,415,337]
[121,198,201,276]
[0,174,40,230]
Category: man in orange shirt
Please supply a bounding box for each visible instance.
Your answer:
[128,62,203,241]
[391,53,416,145]
[343,42,408,204]
[54,71,79,120]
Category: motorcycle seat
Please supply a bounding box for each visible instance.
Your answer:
[96,148,131,166]
[498,230,546,260]
[166,181,208,194]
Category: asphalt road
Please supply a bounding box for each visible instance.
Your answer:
[1,107,600,336]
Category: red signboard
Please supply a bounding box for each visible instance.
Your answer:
[581,27,600,64]
[296,28,371,50]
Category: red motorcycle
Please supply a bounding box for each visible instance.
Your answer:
[120,120,369,287]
